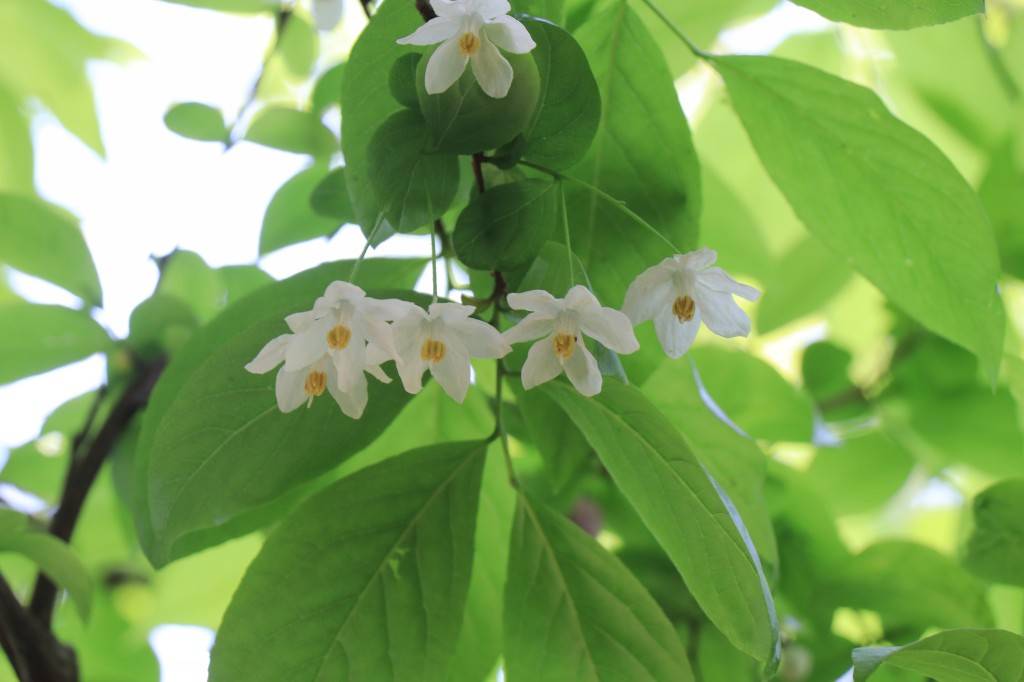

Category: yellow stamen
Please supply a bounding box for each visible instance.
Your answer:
[326,324,352,350]
[304,370,327,398]
[421,339,446,363]
[672,295,696,322]
[553,333,576,360]
[458,32,480,56]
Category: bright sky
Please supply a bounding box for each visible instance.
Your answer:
[1,1,829,680]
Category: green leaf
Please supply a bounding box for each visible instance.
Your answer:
[510,240,587,298]
[0,509,92,620]
[341,0,423,234]
[389,53,421,110]
[220,265,275,303]
[135,259,426,566]
[757,236,852,333]
[367,110,460,232]
[311,62,344,115]
[964,479,1024,587]
[806,433,914,516]
[261,165,341,254]
[504,493,695,682]
[691,347,814,442]
[566,0,701,308]
[417,52,540,155]
[541,379,779,662]
[156,250,226,323]
[0,193,102,306]
[309,166,355,222]
[209,441,487,682]
[853,629,1024,682]
[156,0,278,11]
[164,102,228,142]
[833,541,993,631]
[453,179,557,270]
[245,106,337,158]
[277,12,317,77]
[446,444,516,682]
[801,341,870,420]
[0,303,111,385]
[791,0,984,29]
[979,136,1024,280]
[128,294,199,359]
[514,384,591,494]
[519,17,600,170]
[0,85,34,194]
[712,55,1005,378]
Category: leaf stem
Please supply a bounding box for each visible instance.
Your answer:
[558,182,577,290]
[519,160,679,256]
[350,214,385,284]
[635,0,709,60]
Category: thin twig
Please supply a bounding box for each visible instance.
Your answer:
[635,0,709,59]
[471,153,487,194]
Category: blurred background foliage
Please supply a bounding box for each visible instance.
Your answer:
[1,0,1024,680]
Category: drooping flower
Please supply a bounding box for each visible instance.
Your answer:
[389,302,511,402]
[504,286,639,396]
[396,0,536,99]
[245,309,393,419]
[622,248,761,359]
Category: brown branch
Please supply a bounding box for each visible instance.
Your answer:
[28,357,166,629]
[415,0,436,21]
[471,153,487,194]
[0,575,76,682]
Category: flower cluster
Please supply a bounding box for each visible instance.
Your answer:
[247,249,759,416]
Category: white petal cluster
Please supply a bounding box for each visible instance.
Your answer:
[623,248,761,359]
[397,0,536,99]
[503,286,639,397]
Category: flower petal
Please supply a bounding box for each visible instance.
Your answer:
[450,317,511,358]
[323,280,366,304]
[503,311,555,344]
[431,342,471,402]
[507,289,560,315]
[521,336,563,390]
[564,285,601,312]
[474,0,511,20]
[430,0,464,19]
[622,261,675,324]
[470,36,513,98]
[396,352,427,395]
[284,311,315,333]
[327,370,368,419]
[484,15,535,53]
[579,307,640,355]
[425,37,469,95]
[363,296,419,322]
[653,308,701,359]
[275,368,308,413]
[563,342,602,397]
[245,334,290,374]
[429,301,475,322]
[332,341,367,392]
[397,16,459,45]
[672,247,717,271]
[699,267,761,301]
[283,317,331,370]
[695,286,752,338]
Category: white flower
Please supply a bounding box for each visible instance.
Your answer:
[504,286,639,397]
[622,248,761,359]
[396,0,536,99]
[390,302,511,402]
[245,310,393,419]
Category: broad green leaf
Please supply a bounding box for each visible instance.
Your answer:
[156,0,278,11]
[833,541,993,631]
[514,384,591,495]
[712,55,1005,378]
[0,193,102,305]
[0,303,110,385]
[964,479,1024,587]
[245,106,337,158]
[542,379,779,662]
[417,52,540,155]
[156,250,226,323]
[311,62,344,115]
[504,493,695,682]
[310,166,355,222]
[164,102,228,142]
[510,240,587,298]
[643,360,778,572]
[698,625,759,682]
[757,236,852,333]
[854,629,1024,682]
[979,136,1024,279]
[260,165,341,254]
[454,179,557,270]
[807,433,914,516]
[135,259,426,566]
[519,17,600,170]
[341,0,423,234]
[691,347,814,442]
[566,0,701,308]
[514,0,564,20]
[700,166,772,281]
[220,265,275,303]
[277,12,317,77]
[0,85,33,193]
[792,0,984,30]
[446,445,516,682]
[0,509,92,620]
[209,441,488,682]
[367,110,460,232]
[389,53,421,110]
[128,294,199,359]
[801,341,870,420]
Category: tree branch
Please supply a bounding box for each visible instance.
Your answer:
[28,357,166,628]
[0,575,77,682]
